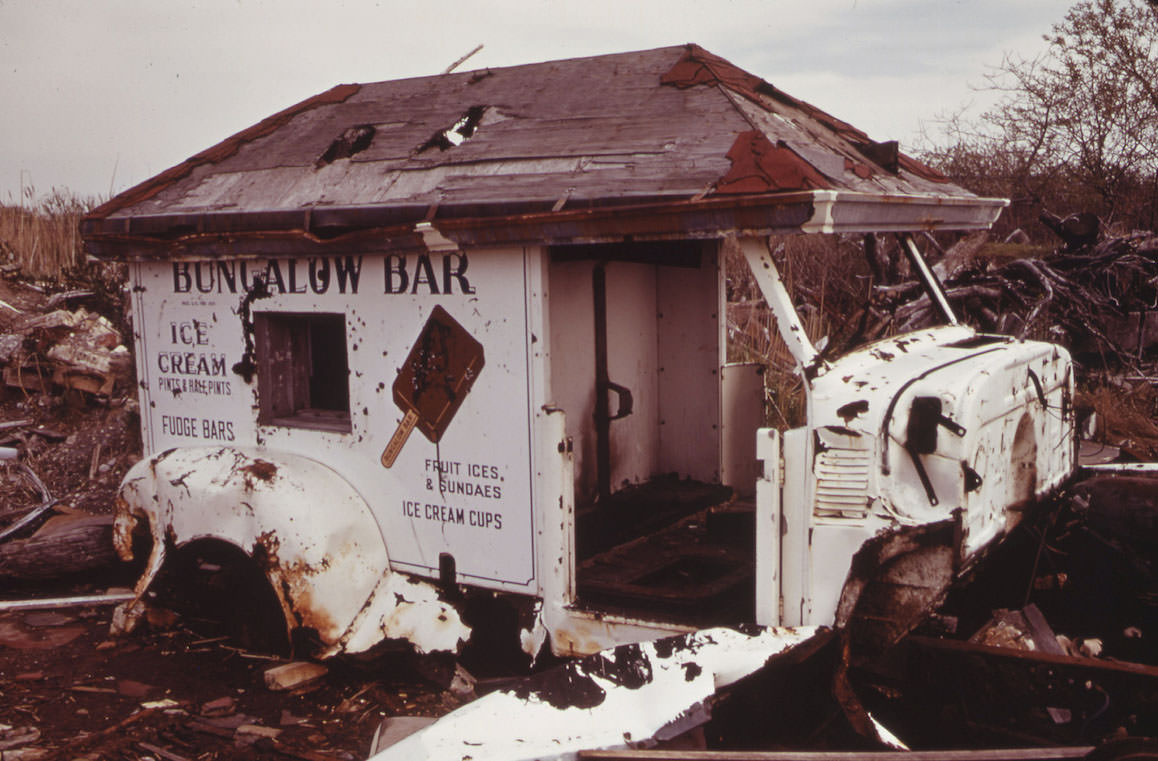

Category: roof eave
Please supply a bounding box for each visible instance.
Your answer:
[81,190,1008,261]
[803,190,1009,234]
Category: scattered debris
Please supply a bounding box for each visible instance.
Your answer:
[886,224,1158,376]
[370,626,819,761]
[264,661,329,692]
[2,307,131,398]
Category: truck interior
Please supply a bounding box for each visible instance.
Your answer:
[548,240,758,626]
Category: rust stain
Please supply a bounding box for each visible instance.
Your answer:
[112,498,137,562]
[660,44,766,101]
[250,531,340,648]
[661,44,870,145]
[241,459,278,484]
[716,132,829,195]
[661,45,949,185]
[844,157,874,180]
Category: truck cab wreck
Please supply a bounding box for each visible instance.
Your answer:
[81,45,1075,662]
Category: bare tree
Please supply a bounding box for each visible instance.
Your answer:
[923,0,1158,234]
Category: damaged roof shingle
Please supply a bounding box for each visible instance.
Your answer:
[83,44,995,254]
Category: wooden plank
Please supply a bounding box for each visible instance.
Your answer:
[577,748,1094,761]
[0,591,136,612]
[909,635,1158,678]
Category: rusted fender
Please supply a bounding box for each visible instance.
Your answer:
[370,625,819,761]
[112,446,468,656]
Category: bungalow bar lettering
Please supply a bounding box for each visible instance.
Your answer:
[172,253,474,296]
[172,257,363,295]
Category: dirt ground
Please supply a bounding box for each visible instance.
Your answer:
[0,592,462,760]
[1,275,467,760]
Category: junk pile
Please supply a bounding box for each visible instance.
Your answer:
[856,214,1158,461]
[884,215,1158,373]
[0,279,138,582]
[2,306,131,397]
[367,480,1156,760]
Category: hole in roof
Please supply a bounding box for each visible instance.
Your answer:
[316,124,376,167]
[418,105,487,153]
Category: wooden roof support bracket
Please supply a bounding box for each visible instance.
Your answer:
[737,236,823,375]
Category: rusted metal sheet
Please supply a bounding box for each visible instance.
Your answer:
[369,626,819,761]
[715,132,830,194]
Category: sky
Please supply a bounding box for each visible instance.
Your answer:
[0,0,1070,205]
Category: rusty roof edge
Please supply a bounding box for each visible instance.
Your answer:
[83,190,1008,261]
[82,192,816,259]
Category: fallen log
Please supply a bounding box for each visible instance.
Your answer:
[0,513,117,580]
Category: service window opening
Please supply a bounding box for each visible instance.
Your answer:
[255,312,351,432]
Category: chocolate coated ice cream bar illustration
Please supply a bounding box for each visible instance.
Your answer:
[381,305,485,468]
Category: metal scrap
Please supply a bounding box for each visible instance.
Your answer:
[370,626,819,761]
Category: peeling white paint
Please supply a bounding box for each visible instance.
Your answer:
[112,446,469,656]
[370,625,818,761]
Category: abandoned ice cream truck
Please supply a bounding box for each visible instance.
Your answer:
[82,45,1075,659]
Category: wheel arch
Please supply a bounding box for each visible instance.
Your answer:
[113,446,468,656]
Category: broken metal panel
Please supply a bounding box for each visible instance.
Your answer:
[543,605,697,659]
[113,446,469,656]
[369,625,819,761]
[835,519,959,661]
[715,131,831,194]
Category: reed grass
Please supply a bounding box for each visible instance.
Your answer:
[0,183,98,280]
[724,234,874,429]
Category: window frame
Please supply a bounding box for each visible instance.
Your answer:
[254,311,352,433]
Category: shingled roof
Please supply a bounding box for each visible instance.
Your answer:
[82,44,1005,259]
